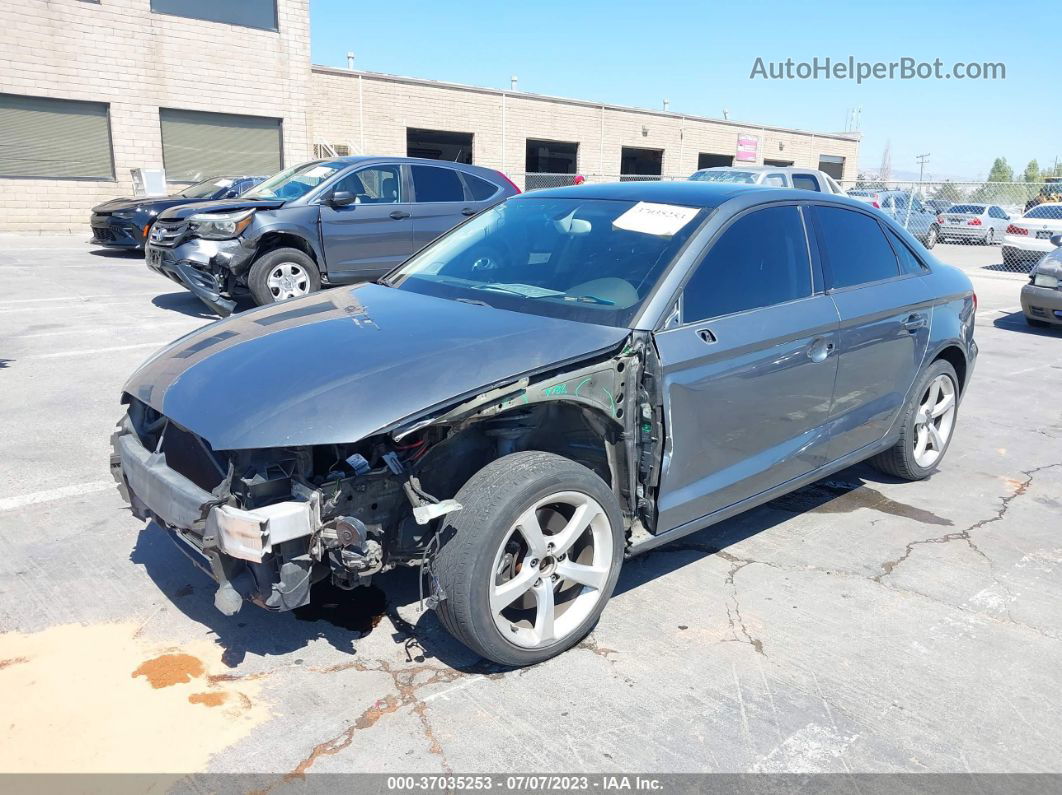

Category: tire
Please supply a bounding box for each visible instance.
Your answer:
[984,228,995,246]
[870,359,959,481]
[247,248,321,307]
[1025,315,1050,328]
[923,225,939,250]
[433,451,625,667]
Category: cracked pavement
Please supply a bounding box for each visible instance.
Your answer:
[1,237,1060,774]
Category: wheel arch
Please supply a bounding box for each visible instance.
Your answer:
[930,344,968,395]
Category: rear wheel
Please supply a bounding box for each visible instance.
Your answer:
[923,225,939,249]
[985,228,995,245]
[870,360,959,481]
[433,452,624,666]
[247,248,321,306]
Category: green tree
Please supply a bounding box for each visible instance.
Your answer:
[972,157,1014,202]
[932,181,963,203]
[1022,159,1041,183]
[986,157,1014,182]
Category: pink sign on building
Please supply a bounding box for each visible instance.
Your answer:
[735,134,759,162]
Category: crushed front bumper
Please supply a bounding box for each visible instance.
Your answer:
[145,237,254,315]
[1021,283,1062,326]
[111,423,321,614]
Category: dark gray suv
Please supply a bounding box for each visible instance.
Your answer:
[114,181,976,666]
[145,157,520,314]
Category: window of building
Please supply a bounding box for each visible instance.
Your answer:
[150,0,278,31]
[411,165,465,202]
[697,153,733,169]
[683,206,812,322]
[525,139,578,174]
[159,109,281,182]
[0,94,114,179]
[814,206,900,288]
[620,147,662,180]
[764,159,794,167]
[406,129,473,164]
[818,154,846,179]
[333,166,402,203]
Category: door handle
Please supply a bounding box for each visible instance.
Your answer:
[902,313,927,331]
[389,210,411,220]
[807,337,835,362]
[461,207,476,216]
[696,328,717,344]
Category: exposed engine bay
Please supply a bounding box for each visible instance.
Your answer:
[110,332,664,617]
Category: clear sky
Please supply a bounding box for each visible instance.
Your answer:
[310,0,1061,181]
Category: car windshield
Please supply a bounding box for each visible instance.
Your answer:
[179,178,236,199]
[690,170,757,184]
[386,197,708,328]
[948,205,984,214]
[242,161,344,201]
[1025,205,1062,220]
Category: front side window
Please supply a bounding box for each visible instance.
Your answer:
[683,205,812,323]
[333,166,402,203]
[243,161,343,201]
[387,197,707,327]
[815,206,900,288]
[412,166,465,202]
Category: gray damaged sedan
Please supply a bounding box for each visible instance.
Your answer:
[112,182,977,665]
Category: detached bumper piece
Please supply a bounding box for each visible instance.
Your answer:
[112,429,317,614]
[147,254,237,316]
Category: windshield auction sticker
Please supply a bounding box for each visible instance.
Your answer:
[613,202,699,236]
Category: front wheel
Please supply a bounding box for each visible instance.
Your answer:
[247,248,321,306]
[433,452,625,666]
[869,360,959,480]
[923,225,939,250]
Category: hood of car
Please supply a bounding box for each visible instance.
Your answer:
[124,284,629,450]
[91,196,213,215]
[157,198,286,220]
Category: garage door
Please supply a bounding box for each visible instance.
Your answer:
[160,109,282,182]
[0,94,114,179]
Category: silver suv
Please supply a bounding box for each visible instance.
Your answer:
[689,166,845,193]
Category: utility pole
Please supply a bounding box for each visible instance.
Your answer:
[916,153,930,184]
[905,153,930,231]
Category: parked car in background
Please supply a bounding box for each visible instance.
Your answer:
[688,166,845,193]
[90,176,266,251]
[938,203,1010,245]
[1021,234,1062,328]
[847,190,940,249]
[925,199,954,215]
[1003,203,1062,267]
[113,181,976,665]
[1021,233,1062,328]
[145,157,520,314]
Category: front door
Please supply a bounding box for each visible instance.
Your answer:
[809,204,932,459]
[320,164,414,281]
[654,204,839,534]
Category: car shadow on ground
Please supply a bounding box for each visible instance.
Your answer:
[982,261,1033,273]
[88,247,143,259]
[130,462,930,674]
[151,291,221,320]
[993,310,1061,336]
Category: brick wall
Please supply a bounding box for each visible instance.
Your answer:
[0,0,311,234]
[310,67,861,188]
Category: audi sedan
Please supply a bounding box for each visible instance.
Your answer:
[112,181,976,666]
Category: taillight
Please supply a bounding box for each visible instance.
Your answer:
[1007,224,1027,235]
[968,217,982,226]
[495,170,522,194]
[972,292,978,313]
[871,200,880,208]
[937,214,944,225]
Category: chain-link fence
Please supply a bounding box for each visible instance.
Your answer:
[512,173,1062,273]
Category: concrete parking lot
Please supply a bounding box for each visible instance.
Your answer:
[0,236,1059,776]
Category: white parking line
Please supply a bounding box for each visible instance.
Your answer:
[0,480,114,512]
[0,291,163,306]
[14,321,198,339]
[22,341,169,360]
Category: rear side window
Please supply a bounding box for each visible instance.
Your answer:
[815,206,900,288]
[884,227,927,275]
[464,173,499,201]
[683,205,812,322]
[792,174,821,191]
[764,174,787,187]
[411,165,465,202]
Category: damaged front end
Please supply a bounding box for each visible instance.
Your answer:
[111,331,665,617]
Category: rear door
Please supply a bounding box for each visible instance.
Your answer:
[654,203,840,533]
[319,163,414,280]
[410,164,475,251]
[810,204,932,460]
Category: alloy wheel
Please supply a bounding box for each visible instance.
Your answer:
[266,262,310,301]
[912,374,957,468]
[489,490,613,649]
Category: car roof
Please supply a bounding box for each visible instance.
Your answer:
[693,165,827,174]
[516,181,871,210]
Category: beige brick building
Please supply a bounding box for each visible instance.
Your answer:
[0,0,858,234]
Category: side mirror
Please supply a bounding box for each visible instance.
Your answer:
[329,191,357,208]
[1051,234,1062,248]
